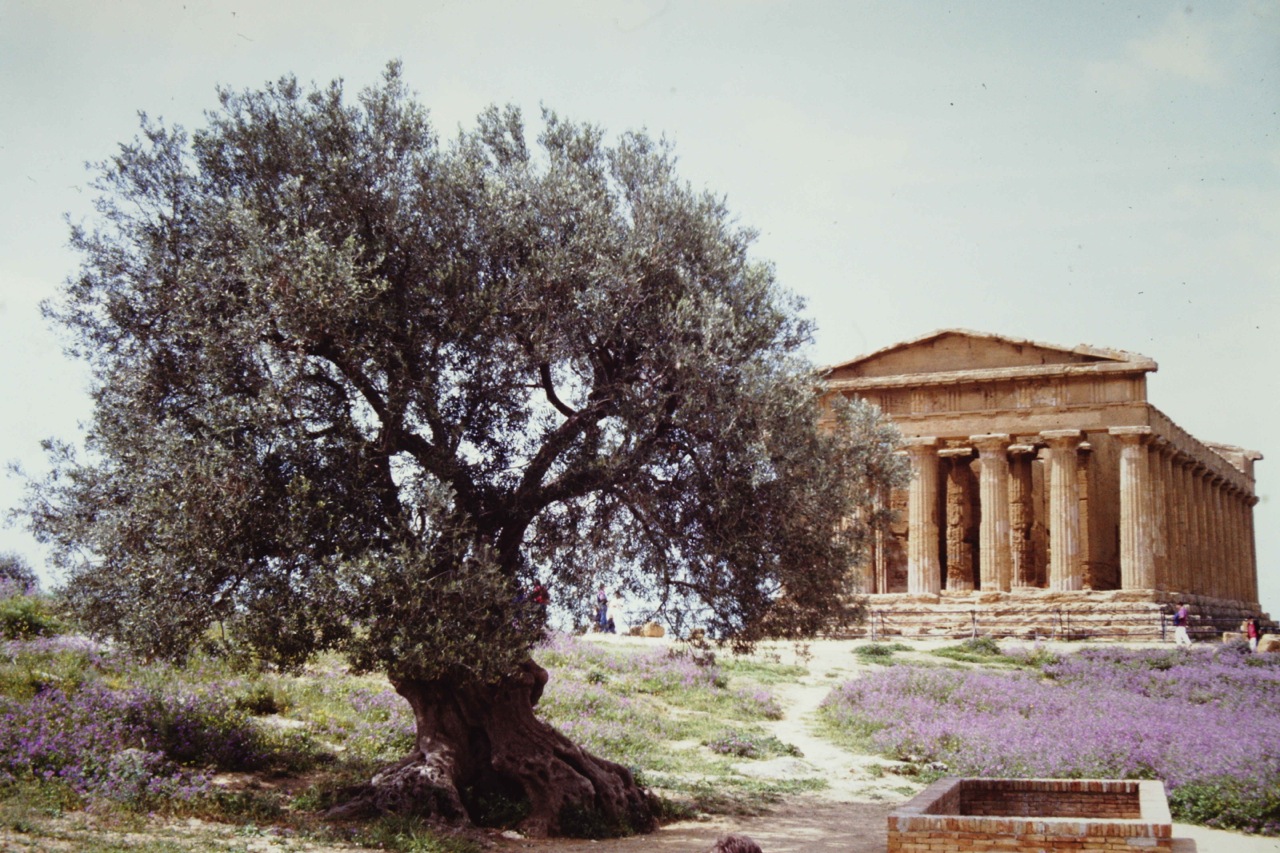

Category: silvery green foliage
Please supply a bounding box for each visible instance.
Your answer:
[0,552,38,596]
[27,63,903,683]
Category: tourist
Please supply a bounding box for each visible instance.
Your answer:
[607,588,625,634]
[1172,602,1191,646]
[707,835,763,853]
[1246,616,1260,653]
[595,585,609,632]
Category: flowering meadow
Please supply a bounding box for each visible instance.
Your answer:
[819,643,1280,834]
[533,633,797,784]
[0,619,801,849]
[0,629,485,850]
[0,633,300,810]
[19,598,1279,847]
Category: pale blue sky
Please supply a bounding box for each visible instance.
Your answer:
[1,1,1277,612]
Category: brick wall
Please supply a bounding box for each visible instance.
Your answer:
[890,778,1173,853]
[956,779,1140,819]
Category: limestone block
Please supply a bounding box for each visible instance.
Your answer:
[1259,635,1280,654]
[1222,632,1244,643]
[641,621,665,638]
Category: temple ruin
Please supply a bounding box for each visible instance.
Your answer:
[822,329,1270,638]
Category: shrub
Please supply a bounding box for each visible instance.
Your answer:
[931,636,1004,662]
[732,686,782,720]
[230,680,290,716]
[704,731,801,760]
[1003,642,1062,668]
[1168,779,1280,836]
[0,553,38,597]
[0,596,63,640]
[961,636,1002,656]
[855,642,910,661]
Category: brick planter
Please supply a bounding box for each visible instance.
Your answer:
[888,778,1173,853]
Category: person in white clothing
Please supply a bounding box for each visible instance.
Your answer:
[1173,602,1191,646]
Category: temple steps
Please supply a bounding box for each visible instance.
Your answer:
[834,590,1275,642]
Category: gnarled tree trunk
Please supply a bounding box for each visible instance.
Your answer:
[328,658,655,838]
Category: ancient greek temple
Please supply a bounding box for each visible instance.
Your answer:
[822,330,1267,636]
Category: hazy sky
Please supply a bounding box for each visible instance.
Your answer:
[1,1,1277,612]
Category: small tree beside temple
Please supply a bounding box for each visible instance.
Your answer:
[25,63,904,836]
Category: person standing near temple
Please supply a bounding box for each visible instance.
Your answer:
[607,588,626,635]
[595,585,609,632]
[1173,601,1191,646]
[1246,617,1260,653]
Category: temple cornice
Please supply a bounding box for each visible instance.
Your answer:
[823,358,1156,392]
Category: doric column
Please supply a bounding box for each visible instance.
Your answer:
[1240,492,1253,601]
[972,434,1012,592]
[850,504,877,596]
[1111,427,1155,591]
[1179,458,1199,596]
[1233,489,1247,602]
[1169,457,1186,595]
[1222,487,1237,602]
[872,483,889,594]
[1077,442,1094,588]
[1009,443,1038,588]
[905,438,941,595]
[1245,495,1260,604]
[1240,492,1254,602]
[1041,430,1084,591]
[1228,487,1245,602]
[940,449,975,593]
[1209,474,1225,599]
[1191,464,1209,596]
[1173,457,1192,596]
[1151,440,1172,591]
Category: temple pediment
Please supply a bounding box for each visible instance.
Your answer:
[824,329,1154,382]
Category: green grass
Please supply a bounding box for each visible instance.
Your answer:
[347,814,485,852]
[717,655,809,683]
[638,775,827,816]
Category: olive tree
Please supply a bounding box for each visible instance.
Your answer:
[0,552,39,596]
[26,63,904,836]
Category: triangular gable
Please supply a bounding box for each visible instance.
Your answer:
[823,329,1151,381]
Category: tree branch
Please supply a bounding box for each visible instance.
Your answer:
[539,363,578,418]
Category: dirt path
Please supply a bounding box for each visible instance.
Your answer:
[501,798,895,852]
